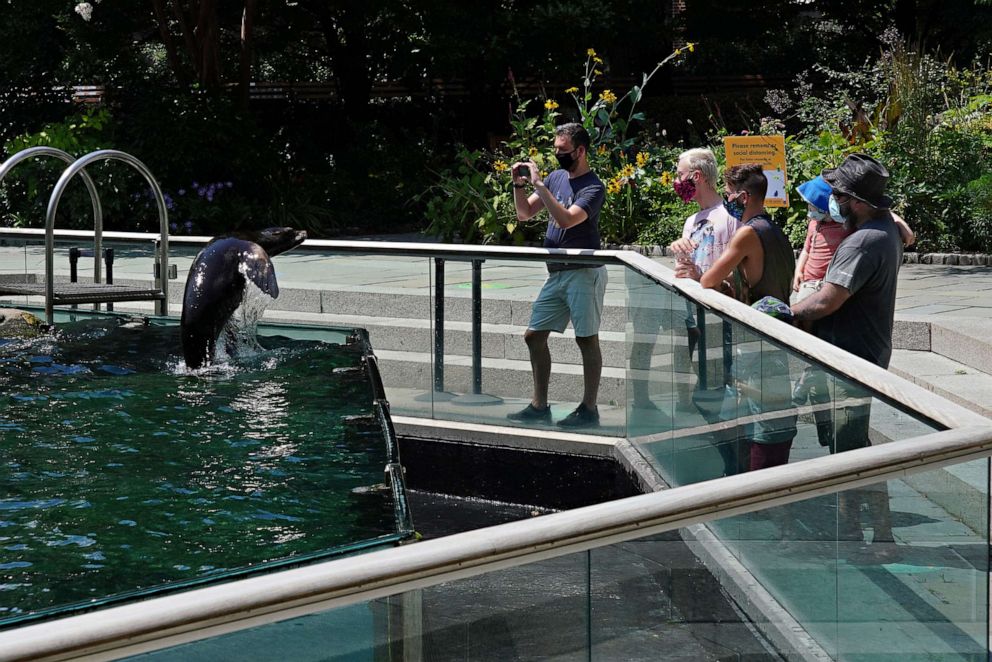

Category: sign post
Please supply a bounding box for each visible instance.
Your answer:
[723,135,788,208]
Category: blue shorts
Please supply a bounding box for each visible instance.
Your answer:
[528,267,607,337]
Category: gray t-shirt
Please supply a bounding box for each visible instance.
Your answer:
[815,214,903,368]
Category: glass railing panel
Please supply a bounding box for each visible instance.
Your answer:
[627,279,946,486]
[0,235,186,318]
[723,463,988,660]
[625,269,676,449]
[129,554,593,661]
[421,256,628,434]
[293,251,436,419]
[129,454,989,660]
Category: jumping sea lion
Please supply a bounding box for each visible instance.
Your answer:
[180,227,306,369]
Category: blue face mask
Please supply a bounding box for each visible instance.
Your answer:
[828,194,849,223]
[809,208,827,221]
[723,194,745,221]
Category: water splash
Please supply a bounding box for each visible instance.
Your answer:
[217,271,275,364]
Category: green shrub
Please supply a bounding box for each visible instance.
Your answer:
[424,46,698,246]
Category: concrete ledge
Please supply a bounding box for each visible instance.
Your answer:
[892,318,930,352]
[930,319,992,376]
[393,415,617,458]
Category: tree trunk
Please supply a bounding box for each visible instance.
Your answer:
[194,0,221,89]
[149,0,189,84]
[238,0,257,108]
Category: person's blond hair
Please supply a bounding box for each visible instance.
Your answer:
[678,148,718,189]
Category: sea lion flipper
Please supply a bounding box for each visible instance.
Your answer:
[244,255,279,298]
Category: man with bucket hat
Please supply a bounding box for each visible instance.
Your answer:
[791,153,903,367]
[791,153,904,562]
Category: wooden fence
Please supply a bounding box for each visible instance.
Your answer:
[66,74,790,105]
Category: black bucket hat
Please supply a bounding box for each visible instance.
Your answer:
[822,153,893,210]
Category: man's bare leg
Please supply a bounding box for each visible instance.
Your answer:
[524,329,552,407]
[575,334,602,409]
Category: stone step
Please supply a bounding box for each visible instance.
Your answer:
[889,349,992,420]
[264,308,728,374]
[887,348,991,535]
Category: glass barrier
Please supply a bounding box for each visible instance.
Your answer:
[625,274,945,486]
[129,457,989,661]
[1,240,947,447]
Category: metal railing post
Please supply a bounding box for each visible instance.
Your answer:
[696,305,708,390]
[433,257,445,393]
[105,248,114,312]
[452,259,501,405]
[471,259,483,394]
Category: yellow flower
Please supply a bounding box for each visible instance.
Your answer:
[544,99,559,111]
[599,89,617,104]
[596,144,608,156]
[607,179,623,195]
[528,146,538,157]
[565,86,579,94]
[635,152,649,168]
[593,56,604,65]
[587,48,597,57]
[493,160,509,173]
[540,170,548,179]
[593,69,603,77]
[687,42,695,52]
[660,171,673,186]
[619,164,636,178]
[674,48,682,56]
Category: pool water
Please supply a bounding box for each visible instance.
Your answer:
[0,318,409,626]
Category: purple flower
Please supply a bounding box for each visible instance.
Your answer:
[177,188,186,196]
[197,187,206,197]
[191,181,199,188]
[169,222,178,232]
[184,221,193,232]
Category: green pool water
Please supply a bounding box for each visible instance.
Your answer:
[0,318,408,626]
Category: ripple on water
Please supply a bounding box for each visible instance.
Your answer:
[0,499,66,511]
[46,535,96,548]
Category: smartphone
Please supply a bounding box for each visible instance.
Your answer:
[516,165,531,178]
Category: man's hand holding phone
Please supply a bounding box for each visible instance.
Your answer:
[511,160,539,189]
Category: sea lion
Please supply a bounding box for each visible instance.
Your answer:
[180,227,306,368]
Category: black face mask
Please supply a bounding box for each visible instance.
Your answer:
[555,148,578,172]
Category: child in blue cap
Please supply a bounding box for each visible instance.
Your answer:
[792,175,914,304]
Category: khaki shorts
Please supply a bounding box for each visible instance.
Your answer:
[529,266,607,337]
[790,279,822,305]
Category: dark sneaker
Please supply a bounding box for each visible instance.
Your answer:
[507,403,551,422]
[557,403,600,428]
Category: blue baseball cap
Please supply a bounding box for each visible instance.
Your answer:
[796,176,831,213]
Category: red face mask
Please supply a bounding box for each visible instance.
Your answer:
[673,173,697,202]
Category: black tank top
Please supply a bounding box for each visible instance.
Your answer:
[746,214,795,304]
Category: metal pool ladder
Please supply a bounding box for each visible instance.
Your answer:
[0,148,170,324]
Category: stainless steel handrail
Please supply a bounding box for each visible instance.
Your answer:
[43,150,169,323]
[0,147,104,283]
[2,424,990,661]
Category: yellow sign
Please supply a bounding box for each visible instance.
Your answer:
[723,135,788,208]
